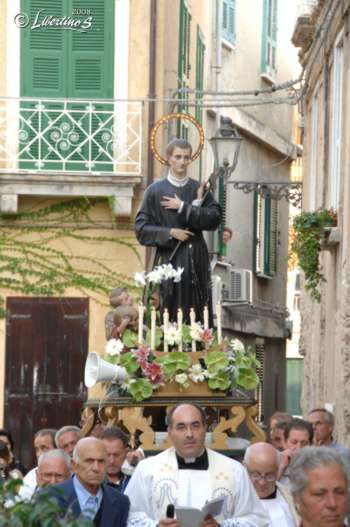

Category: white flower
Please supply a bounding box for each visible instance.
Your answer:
[172,267,184,283]
[146,268,163,284]
[230,338,245,352]
[190,322,203,341]
[189,364,208,383]
[161,263,175,279]
[175,373,189,388]
[164,323,181,346]
[105,338,124,356]
[134,271,146,287]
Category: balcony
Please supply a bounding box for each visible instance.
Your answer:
[0,97,143,217]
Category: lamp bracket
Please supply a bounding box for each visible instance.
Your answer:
[227,181,303,207]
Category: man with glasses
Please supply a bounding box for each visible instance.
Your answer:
[244,442,298,526]
[126,403,268,527]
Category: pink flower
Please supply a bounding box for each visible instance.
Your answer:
[201,328,214,345]
[133,346,150,365]
[144,362,165,385]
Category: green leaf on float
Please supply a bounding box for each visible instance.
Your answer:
[122,329,139,348]
[155,351,192,378]
[208,371,231,390]
[128,378,153,401]
[204,351,229,374]
[145,327,162,348]
[120,352,139,374]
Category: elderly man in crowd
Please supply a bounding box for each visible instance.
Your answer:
[278,418,313,486]
[307,408,350,461]
[290,447,348,527]
[244,442,298,526]
[126,403,268,527]
[53,437,129,526]
[55,425,81,458]
[19,428,57,499]
[19,449,71,500]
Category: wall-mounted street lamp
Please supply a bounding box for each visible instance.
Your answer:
[209,116,242,183]
[209,116,302,208]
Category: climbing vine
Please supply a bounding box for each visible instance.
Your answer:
[0,197,141,317]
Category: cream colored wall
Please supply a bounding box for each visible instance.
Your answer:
[0,198,144,424]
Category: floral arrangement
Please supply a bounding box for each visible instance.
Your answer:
[102,263,260,402]
[105,335,260,402]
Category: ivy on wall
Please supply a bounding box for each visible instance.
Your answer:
[0,197,140,317]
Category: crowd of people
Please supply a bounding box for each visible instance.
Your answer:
[0,404,348,526]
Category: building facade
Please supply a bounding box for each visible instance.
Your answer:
[293,0,350,443]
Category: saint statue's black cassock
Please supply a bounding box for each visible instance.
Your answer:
[134,176,221,325]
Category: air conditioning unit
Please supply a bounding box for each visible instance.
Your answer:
[227,268,253,303]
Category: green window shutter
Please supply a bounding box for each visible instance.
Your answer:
[253,192,278,276]
[178,0,191,81]
[269,199,278,275]
[195,26,205,123]
[261,0,278,76]
[222,0,236,45]
[69,0,114,98]
[253,192,263,274]
[218,177,227,257]
[21,0,66,97]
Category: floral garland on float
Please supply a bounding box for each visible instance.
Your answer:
[102,264,260,402]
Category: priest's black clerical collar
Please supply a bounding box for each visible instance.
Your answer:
[176,449,209,470]
[261,488,277,500]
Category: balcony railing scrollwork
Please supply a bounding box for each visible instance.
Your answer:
[0,97,143,176]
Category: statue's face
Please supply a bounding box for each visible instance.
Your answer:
[167,147,191,178]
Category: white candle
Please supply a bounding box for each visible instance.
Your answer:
[177,308,183,352]
[190,308,196,352]
[203,306,209,330]
[138,304,144,344]
[163,308,169,352]
[216,302,222,345]
[151,307,156,351]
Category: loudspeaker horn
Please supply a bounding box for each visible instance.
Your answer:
[84,352,128,388]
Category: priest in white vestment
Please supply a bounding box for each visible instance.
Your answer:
[126,404,269,527]
[243,442,299,527]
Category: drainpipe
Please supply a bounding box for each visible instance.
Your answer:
[146,0,157,267]
[147,0,157,188]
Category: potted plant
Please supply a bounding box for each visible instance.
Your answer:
[289,208,337,302]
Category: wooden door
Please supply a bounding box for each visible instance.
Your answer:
[5,297,88,469]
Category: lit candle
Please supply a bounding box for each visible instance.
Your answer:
[177,308,183,352]
[190,308,196,352]
[138,304,144,344]
[203,306,209,330]
[151,307,156,351]
[216,302,222,345]
[163,308,169,352]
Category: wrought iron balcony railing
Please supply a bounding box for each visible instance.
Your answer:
[0,97,142,175]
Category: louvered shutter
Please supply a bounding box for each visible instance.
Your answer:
[69,0,114,98]
[222,0,236,45]
[254,192,264,274]
[269,200,278,275]
[21,0,66,97]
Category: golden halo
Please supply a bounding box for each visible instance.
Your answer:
[150,112,205,165]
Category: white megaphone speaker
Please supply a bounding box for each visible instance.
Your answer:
[84,352,128,388]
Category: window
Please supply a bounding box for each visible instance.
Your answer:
[254,192,278,277]
[222,0,236,46]
[261,0,278,77]
[178,0,191,134]
[329,36,343,210]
